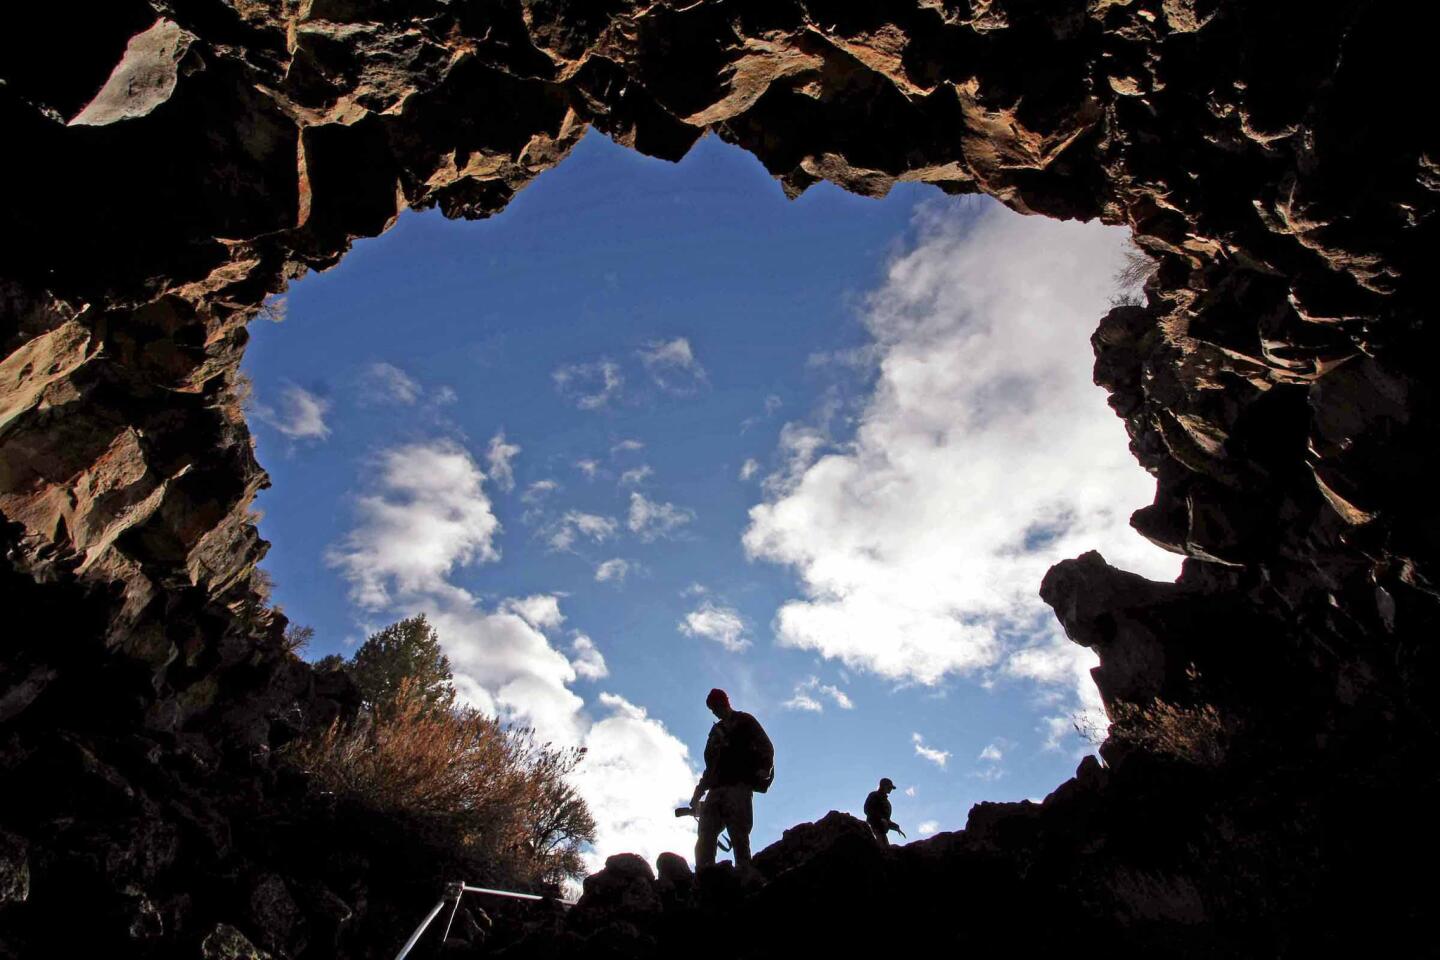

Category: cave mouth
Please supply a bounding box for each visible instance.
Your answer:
[3,0,1430,953]
[242,127,1178,869]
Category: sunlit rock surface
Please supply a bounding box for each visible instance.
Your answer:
[2,0,1437,955]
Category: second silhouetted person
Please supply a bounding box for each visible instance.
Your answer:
[864,777,905,845]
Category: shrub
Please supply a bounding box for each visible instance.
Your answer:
[1106,697,1229,766]
[288,678,595,886]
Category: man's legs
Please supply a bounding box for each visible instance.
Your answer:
[868,820,889,845]
[724,785,755,869]
[696,798,723,869]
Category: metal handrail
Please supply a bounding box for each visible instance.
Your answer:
[394,881,577,960]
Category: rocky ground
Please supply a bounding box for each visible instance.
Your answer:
[2,0,1437,956]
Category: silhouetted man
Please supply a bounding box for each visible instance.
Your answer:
[690,688,774,870]
[864,777,904,845]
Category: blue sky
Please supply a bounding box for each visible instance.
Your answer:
[245,130,1178,868]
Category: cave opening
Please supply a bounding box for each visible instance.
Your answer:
[6,1,1430,953]
[241,128,1178,871]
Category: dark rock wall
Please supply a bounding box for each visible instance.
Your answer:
[1,0,1436,956]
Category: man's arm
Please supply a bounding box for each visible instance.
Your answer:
[692,725,719,803]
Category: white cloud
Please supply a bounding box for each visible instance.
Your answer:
[760,420,829,497]
[573,694,699,874]
[611,439,645,455]
[782,690,823,712]
[434,603,587,744]
[432,385,458,406]
[743,203,1182,731]
[917,820,940,836]
[1006,635,1108,751]
[782,676,854,712]
[912,733,950,769]
[500,594,566,632]
[485,430,521,493]
[329,440,697,866]
[325,441,499,608]
[904,786,917,797]
[739,458,760,482]
[628,492,694,541]
[741,394,785,433]
[255,384,331,440]
[522,479,560,503]
[363,362,421,405]
[620,465,654,486]
[570,633,609,680]
[679,600,750,652]
[638,337,707,392]
[546,511,619,552]
[594,558,631,583]
[554,360,623,409]
[974,740,1006,781]
[574,459,600,479]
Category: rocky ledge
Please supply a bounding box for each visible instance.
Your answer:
[2,0,1438,956]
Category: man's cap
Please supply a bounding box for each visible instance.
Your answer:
[879,777,896,790]
[705,688,730,710]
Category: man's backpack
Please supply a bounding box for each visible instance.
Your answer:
[752,763,775,794]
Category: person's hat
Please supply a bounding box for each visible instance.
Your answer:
[705,688,730,710]
[879,777,896,790]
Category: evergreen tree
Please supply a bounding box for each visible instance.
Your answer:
[311,653,346,673]
[349,614,455,714]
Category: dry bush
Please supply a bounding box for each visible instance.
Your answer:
[1109,240,1158,308]
[289,679,595,886]
[1107,697,1229,766]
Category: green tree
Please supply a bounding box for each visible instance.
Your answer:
[312,653,346,673]
[349,614,455,714]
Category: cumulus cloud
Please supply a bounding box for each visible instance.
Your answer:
[554,360,623,409]
[917,820,940,836]
[978,742,1004,763]
[570,633,609,680]
[594,558,632,583]
[782,676,854,712]
[575,459,600,479]
[486,430,521,493]
[739,458,760,482]
[628,492,695,541]
[743,203,1182,747]
[328,440,698,867]
[325,441,500,608]
[501,594,566,632]
[638,337,707,392]
[572,694,699,873]
[679,600,750,652]
[255,384,331,440]
[912,733,950,769]
[363,362,421,405]
[547,511,619,552]
[611,439,644,455]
